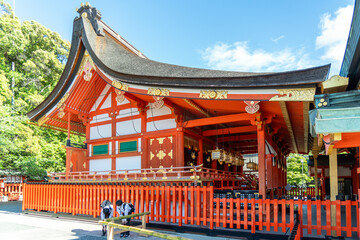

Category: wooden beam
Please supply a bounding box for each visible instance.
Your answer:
[203,125,257,137]
[303,102,309,153]
[219,134,257,142]
[183,99,211,117]
[183,113,253,128]
[279,101,298,153]
[329,148,338,237]
[258,124,266,199]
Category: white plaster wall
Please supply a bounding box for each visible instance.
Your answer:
[116,119,141,135]
[116,156,141,171]
[100,92,112,110]
[90,84,111,112]
[89,158,112,173]
[88,144,92,157]
[90,113,112,124]
[90,124,112,140]
[147,104,172,117]
[147,119,176,132]
[116,108,139,118]
[138,138,141,152]
[109,142,112,155]
[117,98,130,106]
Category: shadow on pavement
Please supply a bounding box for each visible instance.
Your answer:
[0,201,22,213]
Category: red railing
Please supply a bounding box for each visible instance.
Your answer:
[0,183,23,201]
[22,182,359,238]
[48,166,251,190]
[49,166,239,182]
[287,187,321,198]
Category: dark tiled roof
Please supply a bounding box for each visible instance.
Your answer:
[82,17,330,88]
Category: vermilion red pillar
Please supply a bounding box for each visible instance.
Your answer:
[111,92,117,171]
[257,125,266,199]
[140,107,148,168]
[266,154,273,198]
[66,112,71,180]
[176,130,184,167]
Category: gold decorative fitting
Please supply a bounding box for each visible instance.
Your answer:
[168,136,173,143]
[112,80,129,91]
[83,162,86,168]
[150,152,154,161]
[57,93,70,109]
[147,88,170,96]
[244,101,260,114]
[157,137,166,145]
[115,89,126,103]
[269,88,315,101]
[70,162,73,168]
[38,115,49,126]
[168,149,173,159]
[153,96,164,109]
[81,12,87,18]
[156,150,166,160]
[199,90,228,99]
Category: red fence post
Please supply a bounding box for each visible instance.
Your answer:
[209,183,214,230]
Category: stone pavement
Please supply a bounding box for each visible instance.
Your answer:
[0,201,240,240]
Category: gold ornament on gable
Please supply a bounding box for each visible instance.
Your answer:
[112,80,129,91]
[199,90,228,99]
[147,88,170,96]
[269,88,315,101]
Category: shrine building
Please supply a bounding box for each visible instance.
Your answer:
[23,3,360,239]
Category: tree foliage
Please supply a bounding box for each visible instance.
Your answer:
[286,153,313,187]
[0,2,76,179]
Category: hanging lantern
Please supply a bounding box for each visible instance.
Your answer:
[210,148,221,160]
[254,163,258,171]
[247,162,255,170]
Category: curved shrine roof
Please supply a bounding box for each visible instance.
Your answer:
[28,4,330,121]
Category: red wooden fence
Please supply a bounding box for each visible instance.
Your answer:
[287,187,321,199]
[22,182,359,238]
[0,183,22,201]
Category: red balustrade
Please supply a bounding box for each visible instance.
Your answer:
[0,183,23,201]
[22,182,360,238]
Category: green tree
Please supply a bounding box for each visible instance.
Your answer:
[0,2,78,179]
[286,153,313,187]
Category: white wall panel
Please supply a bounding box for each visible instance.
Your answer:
[89,158,112,173]
[116,108,139,118]
[147,119,176,132]
[90,84,111,112]
[116,119,141,135]
[138,138,141,152]
[90,124,112,140]
[116,156,141,171]
[90,113,112,124]
[117,98,130,106]
[147,104,172,117]
[100,92,112,110]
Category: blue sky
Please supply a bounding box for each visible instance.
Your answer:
[6,0,355,76]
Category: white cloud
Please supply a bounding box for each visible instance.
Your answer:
[271,35,285,43]
[316,5,353,74]
[202,41,310,72]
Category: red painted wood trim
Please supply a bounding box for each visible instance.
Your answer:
[87,151,140,160]
[183,113,253,128]
[146,114,175,122]
[96,86,112,111]
[203,125,257,137]
[90,103,132,116]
